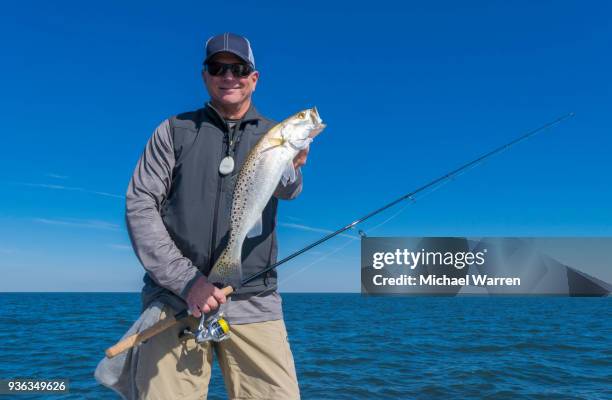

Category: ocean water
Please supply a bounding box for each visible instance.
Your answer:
[0,293,610,399]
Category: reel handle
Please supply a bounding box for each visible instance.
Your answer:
[104,285,234,358]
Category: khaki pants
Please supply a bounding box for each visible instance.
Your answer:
[135,306,300,400]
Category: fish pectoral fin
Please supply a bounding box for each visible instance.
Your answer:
[259,138,285,155]
[268,137,284,146]
[246,215,263,238]
[280,159,297,186]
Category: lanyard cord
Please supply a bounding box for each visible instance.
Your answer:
[226,119,245,158]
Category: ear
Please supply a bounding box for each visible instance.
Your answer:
[202,69,208,85]
[250,71,260,92]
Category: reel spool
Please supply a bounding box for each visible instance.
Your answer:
[196,313,231,343]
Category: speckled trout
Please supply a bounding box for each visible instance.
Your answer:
[207,107,326,289]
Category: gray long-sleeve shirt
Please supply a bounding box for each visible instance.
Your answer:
[126,117,302,324]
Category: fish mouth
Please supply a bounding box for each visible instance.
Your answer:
[309,106,326,138]
[310,106,322,124]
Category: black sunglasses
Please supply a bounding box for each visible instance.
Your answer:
[205,61,254,77]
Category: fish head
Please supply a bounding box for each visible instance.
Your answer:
[280,107,326,150]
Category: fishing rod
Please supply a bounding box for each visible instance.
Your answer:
[105,112,574,358]
[241,111,575,286]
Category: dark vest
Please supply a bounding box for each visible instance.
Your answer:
[161,104,279,294]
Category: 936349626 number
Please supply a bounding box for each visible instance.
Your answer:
[0,379,69,394]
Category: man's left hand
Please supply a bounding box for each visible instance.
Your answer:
[293,146,309,169]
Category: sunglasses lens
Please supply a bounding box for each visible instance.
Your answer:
[230,64,252,77]
[241,64,253,76]
[206,62,224,76]
[232,64,244,76]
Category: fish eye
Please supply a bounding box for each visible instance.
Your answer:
[297,112,306,119]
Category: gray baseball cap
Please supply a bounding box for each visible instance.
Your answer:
[204,33,255,68]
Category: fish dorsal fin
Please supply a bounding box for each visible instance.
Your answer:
[281,159,296,186]
[246,215,263,238]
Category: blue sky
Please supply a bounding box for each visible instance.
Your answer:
[0,1,610,292]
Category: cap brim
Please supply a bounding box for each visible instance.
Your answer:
[204,50,254,67]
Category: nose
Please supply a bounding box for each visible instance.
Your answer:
[222,68,235,80]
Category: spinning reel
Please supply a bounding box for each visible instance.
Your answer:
[181,313,231,343]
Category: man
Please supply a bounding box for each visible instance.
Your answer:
[123,33,305,399]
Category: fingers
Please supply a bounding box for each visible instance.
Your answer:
[213,287,227,305]
[190,295,224,318]
[191,301,213,318]
[190,305,202,318]
[185,278,229,318]
[293,150,308,168]
[299,147,309,166]
[206,296,219,311]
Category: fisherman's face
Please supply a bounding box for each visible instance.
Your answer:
[202,52,259,107]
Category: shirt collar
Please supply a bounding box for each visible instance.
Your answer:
[205,101,262,127]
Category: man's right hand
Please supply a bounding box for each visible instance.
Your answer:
[185,275,227,318]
